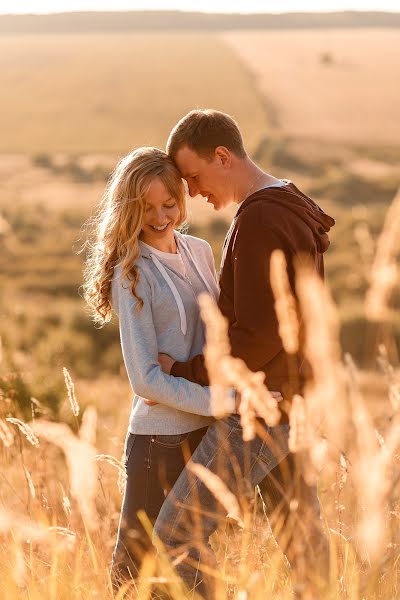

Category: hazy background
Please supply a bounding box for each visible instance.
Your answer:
[1,0,400,13]
[0,7,399,421]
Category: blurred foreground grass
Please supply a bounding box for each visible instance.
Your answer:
[0,199,399,596]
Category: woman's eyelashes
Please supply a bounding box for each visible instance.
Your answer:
[145,202,176,214]
[145,202,176,213]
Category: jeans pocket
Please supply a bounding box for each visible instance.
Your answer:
[123,433,136,466]
[153,433,189,448]
[258,424,290,471]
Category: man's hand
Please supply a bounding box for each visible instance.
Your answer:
[144,353,177,406]
[271,390,283,403]
[158,353,176,375]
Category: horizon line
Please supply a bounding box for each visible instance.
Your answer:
[1,8,400,16]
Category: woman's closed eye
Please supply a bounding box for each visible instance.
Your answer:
[145,202,176,212]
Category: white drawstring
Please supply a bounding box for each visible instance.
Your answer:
[150,254,187,335]
[178,238,216,298]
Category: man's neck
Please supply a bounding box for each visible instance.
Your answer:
[233,159,280,205]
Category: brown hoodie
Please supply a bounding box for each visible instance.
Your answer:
[171,181,335,417]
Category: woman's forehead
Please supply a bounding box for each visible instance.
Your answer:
[145,177,174,205]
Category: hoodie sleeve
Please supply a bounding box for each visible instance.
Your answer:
[111,269,233,417]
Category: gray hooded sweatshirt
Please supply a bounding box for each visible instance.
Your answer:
[111,231,235,435]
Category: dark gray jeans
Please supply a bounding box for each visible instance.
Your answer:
[153,415,325,598]
[111,426,207,586]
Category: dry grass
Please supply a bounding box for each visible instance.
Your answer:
[222,29,400,145]
[0,191,399,599]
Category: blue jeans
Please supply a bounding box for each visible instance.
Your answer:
[111,427,208,584]
[153,415,324,598]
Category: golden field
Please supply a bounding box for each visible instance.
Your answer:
[0,33,267,154]
[222,29,400,145]
[0,24,399,599]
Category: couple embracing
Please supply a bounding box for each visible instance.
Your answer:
[84,110,335,597]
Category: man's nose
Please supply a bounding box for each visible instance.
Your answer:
[187,181,199,198]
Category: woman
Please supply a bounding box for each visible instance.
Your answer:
[83,147,235,583]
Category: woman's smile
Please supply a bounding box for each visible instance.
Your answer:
[149,223,170,232]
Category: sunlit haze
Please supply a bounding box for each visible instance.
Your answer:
[1,0,399,14]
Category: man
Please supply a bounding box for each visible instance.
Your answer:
[153,110,335,597]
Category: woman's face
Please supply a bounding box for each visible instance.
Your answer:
[139,177,181,246]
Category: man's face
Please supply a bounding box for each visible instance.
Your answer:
[174,146,233,211]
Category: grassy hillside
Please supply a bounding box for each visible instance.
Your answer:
[0,32,269,154]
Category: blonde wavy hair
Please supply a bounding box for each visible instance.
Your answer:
[83,147,187,325]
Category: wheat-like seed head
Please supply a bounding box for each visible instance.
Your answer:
[365,188,400,321]
[354,221,375,265]
[79,405,97,445]
[63,367,80,417]
[6,418,40,447]
[94,453,126,492]
[270,249,299,354]
[62,494,72,517]
[188,462,244,527]
[31,420,98,530]
[296,265,347,451]
[23,466,36,499]
[288,394,308,453]
[0,418,14,447]
[345,352,400,562]
[0,508,48,540]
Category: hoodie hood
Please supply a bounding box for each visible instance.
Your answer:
[237,181,335,253]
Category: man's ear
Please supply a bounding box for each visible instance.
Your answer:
[215,146,231,168]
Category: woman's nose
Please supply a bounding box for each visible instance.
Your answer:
[154,209,167,223]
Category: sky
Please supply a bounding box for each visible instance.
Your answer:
[1,0,399,15]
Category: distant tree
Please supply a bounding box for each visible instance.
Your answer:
[320,51,334,66]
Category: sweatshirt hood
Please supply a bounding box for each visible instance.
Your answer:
[237,181,335,253]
